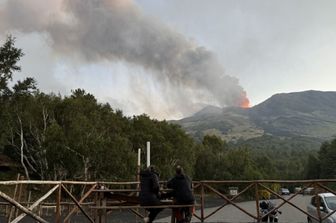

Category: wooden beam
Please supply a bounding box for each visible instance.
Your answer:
[255,183,260,221]
[1,179,336,186]
[9,174,20,221]
[0,181,97,185]
[200,182,205,222]
[11,184,59,223]
[204,184,257,220]
[0,191,48,223]
[56,184,62,223]
[204,183,254,220]
[90,204,198,209]
[258,183,319,222]
[64,183,97,222]
[61,184,95,223]
[128,208,144,218]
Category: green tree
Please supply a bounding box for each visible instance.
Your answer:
[304,153,320,179]
[319,139,336,178]
[0,35,23,95]
[194,135,228,180]
[0,36,24,151]
[130,115,196,179]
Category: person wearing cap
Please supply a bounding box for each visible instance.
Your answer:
[139,166,163,223]
[167,165,195,223]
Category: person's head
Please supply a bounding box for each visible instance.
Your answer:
[175,165,184,175]
[147,165,156,172]
[147,165,159,176]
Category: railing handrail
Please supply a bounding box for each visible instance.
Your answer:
[1,179,336,186]
[1,179,336,222]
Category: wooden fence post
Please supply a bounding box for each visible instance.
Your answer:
[200,182,205,222]
[255,182,260,222]
[56,183,62,223]
[8,174,20,221]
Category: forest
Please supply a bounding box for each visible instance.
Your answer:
[0,36,333,182]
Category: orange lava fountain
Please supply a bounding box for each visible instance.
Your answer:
[240,91,250,108]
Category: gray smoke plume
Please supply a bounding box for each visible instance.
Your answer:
[0,0,248,116]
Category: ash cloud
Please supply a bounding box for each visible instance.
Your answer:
[0,0,247,117]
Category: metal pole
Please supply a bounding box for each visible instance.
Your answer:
[136,149,141,223]
[146,141,150,167]
[137,148,141,181]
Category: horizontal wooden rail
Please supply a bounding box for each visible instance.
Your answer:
[1,179,336,222]
[1,179,336,185]
[91,204,199,209]
[0,180,139,185]
[93,188,172,193]
[196,179,336,184]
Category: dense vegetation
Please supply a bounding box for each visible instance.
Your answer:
[305,138,336,179]
[0,36,198,181]
[0,36,331,182]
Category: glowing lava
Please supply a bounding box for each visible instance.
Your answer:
[240,91,250,108]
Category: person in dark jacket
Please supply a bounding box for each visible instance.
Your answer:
[167,165,195,223]
[139,166,163,223]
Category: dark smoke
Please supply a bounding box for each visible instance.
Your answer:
[0,0,248,117]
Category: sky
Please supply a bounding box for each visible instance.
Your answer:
[1,0,336,119]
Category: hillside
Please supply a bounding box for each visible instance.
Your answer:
[175,90,336,145]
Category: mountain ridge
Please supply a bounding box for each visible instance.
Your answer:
[174,90,336,143]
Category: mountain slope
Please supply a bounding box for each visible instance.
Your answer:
[250,91,336,138]
[175,90,336,142]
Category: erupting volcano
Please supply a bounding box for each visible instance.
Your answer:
[240,92,250,108]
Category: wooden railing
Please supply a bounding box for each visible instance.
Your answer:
[194,180,336,222]
[0,179,336,222]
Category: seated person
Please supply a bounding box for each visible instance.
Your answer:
[167,165,195,223]
[139,166,163,223]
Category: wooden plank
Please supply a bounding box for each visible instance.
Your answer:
[11,184,59,223]
[99,181,139,185]
[64,183,97,223]
[55,184,62,223]
[9,174,20,221]
[0,191,48,223]
[200,182,205,222]
[259,183,319,222]
[15,181,23,218]
[97,191,103,223]
[267,183,314,218]
[0,181,97,185]
[105,193,139,204]
[204,184,257,220]
[101,193,107,223]
[204,182,254,220]
[90,204,198,209]
[61,184,95,223]
[93,188,171,193]
[2,179,336,186]
[128,208,144,218]
[93,189,139,192]
[94,189,98,223]
[255,183,260,221]
[200,179,336,184]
